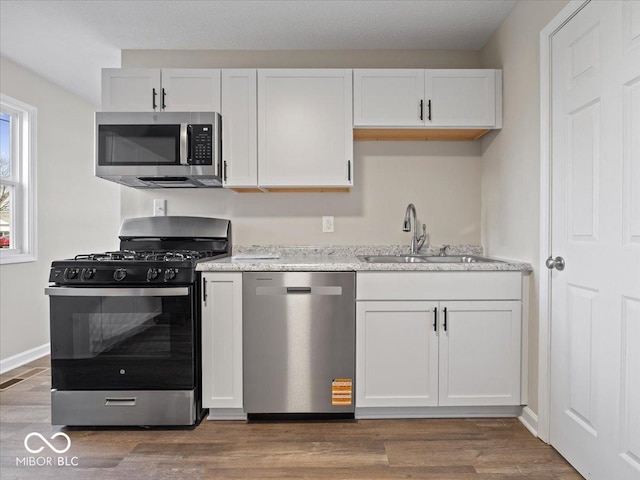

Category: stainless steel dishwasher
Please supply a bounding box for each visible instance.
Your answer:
[243,272,355,416]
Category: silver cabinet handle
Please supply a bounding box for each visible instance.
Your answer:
[546,256,565,271]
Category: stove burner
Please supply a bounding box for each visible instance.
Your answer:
[74,250,217,262]
[50,216,230,287]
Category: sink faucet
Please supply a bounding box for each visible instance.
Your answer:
[402,203,427,255]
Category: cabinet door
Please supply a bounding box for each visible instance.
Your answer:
[161,69,221,112]
[438,300,521,406]
[201,273,243,409]
[101,68,160,112]
[221,69,258,188]
[425,70,499,127]
[257,69,353,187]
[356,301,439,407]
[353,69,425,127]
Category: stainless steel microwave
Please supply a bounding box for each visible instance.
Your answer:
[95,112,222,188]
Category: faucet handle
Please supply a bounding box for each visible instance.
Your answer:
[417,224,427,251]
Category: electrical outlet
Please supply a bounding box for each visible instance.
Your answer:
[322,216,334,233]
[154,199,166,216]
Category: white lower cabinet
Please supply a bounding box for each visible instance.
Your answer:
[356,301,439,407]
[438,301,522,406]
[201,272,244,418]
[355,272,523,412]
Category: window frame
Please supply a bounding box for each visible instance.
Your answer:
[0,94,37,264]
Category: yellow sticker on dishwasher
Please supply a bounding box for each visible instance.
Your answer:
[332,378,353,406]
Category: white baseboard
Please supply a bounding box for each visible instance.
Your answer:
[0,343,50,374]
[355,405,522,419]
[206,408,247,421]
[519,406,539,437]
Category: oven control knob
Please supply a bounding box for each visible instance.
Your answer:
[146,268,159,281]
[65,268,79,280]
[113,268,127,281]
[82,268,96,280]
[164,268,177,281]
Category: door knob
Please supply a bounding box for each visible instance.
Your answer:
[546,256,565,271]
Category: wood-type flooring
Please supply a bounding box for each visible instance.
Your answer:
[0,356,582,479]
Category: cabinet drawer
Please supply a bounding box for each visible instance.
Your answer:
[356,272,522,301]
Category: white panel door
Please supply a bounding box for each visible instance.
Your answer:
[438,301,521,407]
[221,69,258,188]
[550,2,640,479]
[257,69,353,187]
[425,69,497,127]
[353,69,425,126]
[101,68,160,112]
[161,69,221,112]
[356,301,439,407]
[201,273,243,409]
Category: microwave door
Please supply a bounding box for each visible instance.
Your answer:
[98,124,181,166]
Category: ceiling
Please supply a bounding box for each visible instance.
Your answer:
[0,0,517,106]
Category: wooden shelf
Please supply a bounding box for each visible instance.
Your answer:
[264,187,351,193]
[353,128,491,141]
[230,187,351,193]
[229,187,264,193]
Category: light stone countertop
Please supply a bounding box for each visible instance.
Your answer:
[196,245,533,273]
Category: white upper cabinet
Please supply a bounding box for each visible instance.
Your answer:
[102,69,161,112]
[160,69,221,112]
[221,69,258,188]
[353,68,502,129]
[425,70,499,127]
[257,69,353,188]
[353,70,425,127]
[101,68,221,112]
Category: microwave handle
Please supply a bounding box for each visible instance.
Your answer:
[179,124,189,165]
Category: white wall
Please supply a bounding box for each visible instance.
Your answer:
[0,57,121,364]
[121,49,483,246]
[121,141,481,246]
[480,0,568,416]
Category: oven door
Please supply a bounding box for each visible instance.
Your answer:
[46,286,196,391]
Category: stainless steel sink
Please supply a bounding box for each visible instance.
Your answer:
[422,255,502,263]
[359,255,502,264]
[358,255,429,263]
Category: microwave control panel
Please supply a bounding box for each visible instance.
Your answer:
[190,124,213,165]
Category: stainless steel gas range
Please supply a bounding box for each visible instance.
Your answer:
[45,216,231,426]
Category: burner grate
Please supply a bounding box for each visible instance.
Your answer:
[73,250,217,262]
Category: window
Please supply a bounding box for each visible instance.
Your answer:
[0,94,37,264]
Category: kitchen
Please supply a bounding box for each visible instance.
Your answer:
[1,1,638,479]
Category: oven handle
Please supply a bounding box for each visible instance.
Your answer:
[44,287,190,297]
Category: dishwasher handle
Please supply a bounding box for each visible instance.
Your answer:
[256,286,343,296]
[286,287,312,294]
